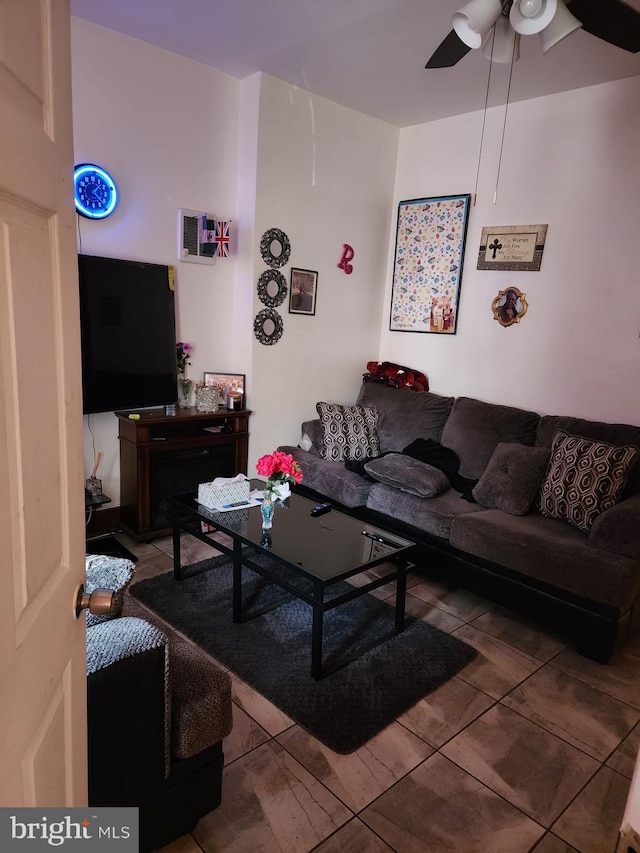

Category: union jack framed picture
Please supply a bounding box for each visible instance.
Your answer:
[214,219,231,258]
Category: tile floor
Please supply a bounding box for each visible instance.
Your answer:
[113,530,640,853]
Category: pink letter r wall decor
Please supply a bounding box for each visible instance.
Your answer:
[338,244,354,274]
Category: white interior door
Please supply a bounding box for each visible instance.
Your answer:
[0,0,87,806]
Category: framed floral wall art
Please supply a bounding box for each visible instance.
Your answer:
[390,194,471,334]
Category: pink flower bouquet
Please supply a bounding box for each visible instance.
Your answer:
[256,450,303,500]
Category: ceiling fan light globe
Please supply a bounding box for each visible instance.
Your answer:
[510,0,557,34]
[452,0,503,48]
[519,0,543,18]
[539,0,582,53]
[481,16,521,62]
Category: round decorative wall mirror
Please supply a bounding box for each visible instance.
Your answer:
[260,228,291,268]
[257,269,288,307]
[253,308,283,345]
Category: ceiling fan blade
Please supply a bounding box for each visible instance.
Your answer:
[568,0,640,52]
[425,29,473,68]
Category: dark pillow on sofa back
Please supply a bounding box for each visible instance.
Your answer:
[441,397,540,481]
[472,443,550,515]
[356,383,454,453]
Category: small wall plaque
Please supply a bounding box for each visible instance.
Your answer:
[477,224,547,271]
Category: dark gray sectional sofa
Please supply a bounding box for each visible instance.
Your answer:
[278,383,640,662]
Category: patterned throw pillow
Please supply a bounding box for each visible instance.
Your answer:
[536,430,638,533]
[316,402,380,462]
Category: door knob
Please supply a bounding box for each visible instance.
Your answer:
[75,584,115,618]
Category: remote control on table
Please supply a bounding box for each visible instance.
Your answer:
[310,502,332,517]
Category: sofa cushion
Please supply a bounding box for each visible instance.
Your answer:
[366,483,485,540]
[536,430,639,533]
[316,402,380,462]
[450,509,640,611]
[364,453,450,498]
[440,397,540,480]
[472,443,550,515]
[536,414,640,498]
[277,446,373,507]
[356,383,454,453]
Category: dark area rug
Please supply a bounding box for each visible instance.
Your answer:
[130,553,477,753]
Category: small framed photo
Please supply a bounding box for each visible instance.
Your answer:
[491,287,528,328]
[203,372,246,408]
[289,268,318,316]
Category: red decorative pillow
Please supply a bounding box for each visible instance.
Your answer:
[363,361,428,392]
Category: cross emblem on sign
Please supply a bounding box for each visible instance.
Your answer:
[489,238,503,259]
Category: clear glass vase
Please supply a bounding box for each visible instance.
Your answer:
[260,494,274,530]
[178,377,193,408]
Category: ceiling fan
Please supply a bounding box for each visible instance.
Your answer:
[426,0,640,68]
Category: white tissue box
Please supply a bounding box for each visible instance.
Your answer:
[197,478,250,510]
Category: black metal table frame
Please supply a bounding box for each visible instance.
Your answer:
[169,497,416,680]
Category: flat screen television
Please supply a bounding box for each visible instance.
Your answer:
[78,254,177,414]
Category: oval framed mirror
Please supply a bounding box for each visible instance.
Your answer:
[260,228,291,269]
[253,308,284,346]
[257,269,288,307]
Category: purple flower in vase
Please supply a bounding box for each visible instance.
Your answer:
[177,341,193,377]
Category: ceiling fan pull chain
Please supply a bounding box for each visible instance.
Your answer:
[493,34,517,204]
[473,28,496,205]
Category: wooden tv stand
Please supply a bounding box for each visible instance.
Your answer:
[115,406,251,541]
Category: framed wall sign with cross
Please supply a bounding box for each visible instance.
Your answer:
[477,224,548,271]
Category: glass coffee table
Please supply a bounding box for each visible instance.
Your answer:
[169,481,416,679]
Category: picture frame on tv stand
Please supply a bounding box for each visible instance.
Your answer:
[203,372,245,410]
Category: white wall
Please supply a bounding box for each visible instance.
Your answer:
[379,76,640,426]
[71,24,399,504]
[72,20,640,508]
[71,19,240,503]
[249,74,399,467]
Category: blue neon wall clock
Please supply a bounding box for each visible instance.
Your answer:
[74,164,119,219]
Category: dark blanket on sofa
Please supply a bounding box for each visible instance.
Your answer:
[346,438,478,501]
